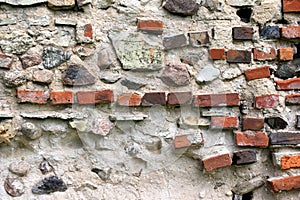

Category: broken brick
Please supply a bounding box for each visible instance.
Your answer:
[17,90,48,104]
[254,94,279,109]
[276,78,300,90]
[202,153,232,172]
[209,48,226,60]
[227,50,251,63]
[167,92,192,106]
[235,132,269,147]
[211,116,239,129]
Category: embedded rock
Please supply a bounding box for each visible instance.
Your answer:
[97,44,113,70]
[4,0,47,5]
[21,122,42,140]
[265,117,288,130]
[4,70,28,87]
[0,31,34,55]
[42,47,71,69]
[48,0,76,10]
[0,123,15,144]
[20,53,42,69]
[4,177,24,197]
[196,65,220,83]
[32,176,67,194]
[163,0,200,16]
[62,64,96,86]
[275,64,299,80]
[161,62,190,86]
[8,161,30,177]
[0,53,13,69]
[33,69,54,84]
[121,77,146,90]
[99,70,122,84]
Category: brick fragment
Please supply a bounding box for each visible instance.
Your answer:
[232,27,253,40]
[242,117,264,131]
[278,48,294,61]
[0,53,13,69]
[117,93,141,106]
[167,92,192,106]
[253,48,276,61]
[202,153,232,172]
[268,175,300,193]
[137,19,163,34]
[188,31,210,47]
[244,66,270,81]
[281,154,300,170]
[254,94,279,109]
[276,78,300,90]
[17,90,48,104]
[227,50,251,63]
[286,94,300,105]
[163,34,188,50]
[83,23,93,38]
[50,91,74,104]
[282,26,300,39]
[211,116,239,129]
[260,26,280,39]
[77,90,114,105]
[232,150,257,165]
[174,135,192,149]
[141,92,166,106]
[283,0,300,13]
[235,132,269,147]
[269,132,300,145]
[194,93,240,107]
[209,48,226,60]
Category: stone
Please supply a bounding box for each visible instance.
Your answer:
[77,0,91,7]
[39,158,54,174]
[76,23,94,43]
[275,64,299,79]
[180,52,202,66]
[21,122,42,140]
[0,53,13,69]
[188,31,210,47]
[42,47,71,69]
[160,62,190,86]
[73,46,95,57]
[222,66,242,80]
[120,77,146,90]
[99,70,122,84]
[265,117,288,130]
[86,117,114,136]
[28,16,51,26]
[97,44,113,69]
[260,26,280,39]
[20,110,87,120]
[41,120,68,134]
[0,123,15,144]
[33,69,54,84]
[227,0,255,6]
[252,4,279,25]
[91,168,112,181]
[4,0,47,5]
[8,161,30,177]
[55,18,77,26]
[48,0,76,10]
[4,177,24,197]
[109,31,164,71]
[109,113,148,121]
[232,150,257,165]
[0,31,34,54]
[32,176,67,194]
[94,0,114,9]
[20,53,42,69]
[62,65,96,86]
[178,116,210,128]
[4,70,28,87]
[196,65,220,83]
[0,18,17,26]
[232,176,264,195]
[269,132,300,145]
[163,34,188,50]
[163,0,200,16]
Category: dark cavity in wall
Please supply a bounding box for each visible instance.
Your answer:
[294,44,300,59]
[236,8,252,23]
[232,192,253,200]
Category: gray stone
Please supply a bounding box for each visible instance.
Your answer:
[163,0,200,16]
[94,0,115,9]
[54,18,77,26]
[0,31,34,55]
[4,0,47,5]
[124,141,141,156]
[73,46,95,57]
[109,31,164,71]
[8,161,30,177]
[39,158,54,174]
[222,66,242,80]
[120,77,146,90]
[180,52,203,66]
[42,47,71,69]
[227,0,255,6]
[202,0,224,11]
[41,120,68,134]
[48,0,76,10]
[62,64,96,86]
[161,62,190,86]
[4,177,24,197]
[265,117,288,130]
[99,70,122,84]
[21,122,42,140]
[33,69,54,84]
[188,31,210,47]
[275,63,299,80]
[91,168,112,181]
[4,70,28,87]
[20,110,87,120]
[97,44,113,70]
[20,53,42,69]
[196,65,220,83]
[163,34,188,50]
[232,176,264,195]
[109,113,148,121]
[32,176,67,194]
[0,112,13,118]
[0,18,17,26]
[0,53,13,69]
[28,16,50,26]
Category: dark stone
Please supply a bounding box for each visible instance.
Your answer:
[227,50,251,63]
[163,0,200,16]
[163,34,188,50]
[297,116,300,129]
[275,64,299,79]
[4,177,24,197]
[141,92,166,106]
[91,168,112,181]
[232,150,257,165]
[32,176,67,194]
[265,117,288,130]
[120,77,146,90]
[260,26,280,39]
[62,65,96,86]
[269,132,300,145]
[160,62,190,86]
[42,47,71,69]
[232,27,253,40]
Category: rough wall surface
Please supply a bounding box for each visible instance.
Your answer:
[1,0,300,199]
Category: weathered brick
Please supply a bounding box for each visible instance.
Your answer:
[232,150,257,165]
[163,34,188,50]
[174,133,203,149]
[270,132,300,145]
[227,50,251,63]
[276,78,300,90]
[244,66,270,81]
[141,92,166,106]
[282,26,300,39]
[278,48,294,61]
[0,53,13,69]
[254,94,279,109]
[283,0,300,13]
[202,153,232,172]
[117,93,141,106]
[235,132,269,147]
[77,90,114,105]
[83,23,93,39]
[17,90,48,104]
[253,48,276,61]
[286,94,300,105]
[232,27,253,40]
[50,91,74,104]
[209,48,226,60]
[167,92,192,106]
[188,31,210,47]
[194,93,240,107]
[137,19,163,34]
[260,26,280,39]
[211,116,239,129]
[242,117,264,131]
[268,175,300,193]
[281,154,300,170]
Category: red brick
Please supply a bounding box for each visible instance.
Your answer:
[281,154,300,170]
[286,94,300,105]
[211,116,239,129]
[283,0,300,12]
[117,93,141,106]
[174,135,192,149]
[137,19,163,34]
[268,175,300,193]
[254,94,279,109]
[278,48,294,61]
[84,23,93,39]
[282,26,300,39]
[227,50,251,63]
[50,91,74,104]
[276,78,300,90]
[232,27,253,40]
[202,153,232,172]
[235,132,269,147]
[194,93,240,107]
[244,66,270,81]
[0,53,13,69]
[253,48,276,61]
[17,90,48,104]
[242,117,264,131]
[141,92,166,106]
[209,48,226,60]
[77,90,113,105]
[167,92,192,105]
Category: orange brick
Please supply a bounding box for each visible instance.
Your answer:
[137,19,163,34]
[235,132,269,147]
[17,90,48,104]
[255,94,279,109]
[117,93,141,106]
[279,48,294,61]
[50,91,74,104]
[282,26,300,39]
[268,175,300,193]
[244,66,270,81]
[84,23,93,38]
[194,93,240,107]
[202,153,232,172]
[276,78,300,90]
[283,0,300,12]
[281,154,300,170]
[253,48,276,61]
[211,116,239,129]
[77,90,114,105]
[209,48,226,60]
